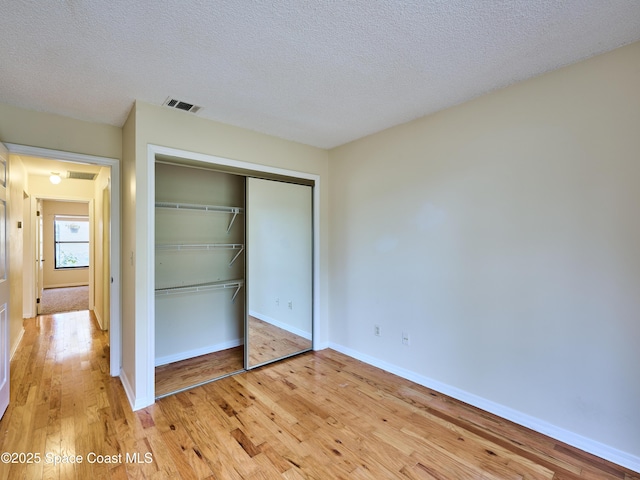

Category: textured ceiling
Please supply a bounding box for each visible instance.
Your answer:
[1,1,639,149]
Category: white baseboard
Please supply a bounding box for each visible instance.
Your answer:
[93,309,104,330]
[10,327,25,361]
[44,283,89,289]
[328,342,640,474]
[313,340,330,351]
[155,338,244,367]
[119,370,153,411]
[249,310,312,340]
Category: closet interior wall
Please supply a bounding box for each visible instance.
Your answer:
[154,162,245,367]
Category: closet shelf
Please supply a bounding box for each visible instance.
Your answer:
[156,243,243,250]
[155,202,243,233]
[155,279,244,302]
[155,243,244,266]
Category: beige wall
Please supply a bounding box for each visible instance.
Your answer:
[93,167,111,330]
[8,156,27,357]
[328,42,640,460]
[121,101,329,407]
[121,105,136,398]
[0,103,121,159]
[41,200,89,288]
[27,175,96,199]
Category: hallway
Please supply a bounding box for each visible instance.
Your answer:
[0,312,131,479]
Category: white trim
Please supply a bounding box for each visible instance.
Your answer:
[5,143,122,377]
[43,282,90,289]
[93,308,104,330]
[119,369,153,411]
[6,144,115,166]
[155,338,244,367]
[147,148,157,405]
[9,327,25,361]
[249,310,312,340]
[147,144,322,404]
[328,342,640,474]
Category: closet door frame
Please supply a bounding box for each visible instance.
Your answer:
[146,144,320,400]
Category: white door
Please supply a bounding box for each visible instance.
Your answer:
[0,142,10,418]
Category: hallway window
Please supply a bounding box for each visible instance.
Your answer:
[54,216,90,269]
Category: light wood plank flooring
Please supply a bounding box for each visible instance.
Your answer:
[1,312,638,479]
[155,347,244,398]
[247,315,311,367]
[155,316,312,397]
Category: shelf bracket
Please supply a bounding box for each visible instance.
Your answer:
[231,283,242,303]
[228,245,244,267]
[226,208,239,233]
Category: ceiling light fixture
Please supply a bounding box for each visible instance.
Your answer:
[49,172,61,184]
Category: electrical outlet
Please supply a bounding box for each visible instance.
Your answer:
[402,331,410,346]
[288,301,293,310]
[275,297,279,306]
[374,325,381,336]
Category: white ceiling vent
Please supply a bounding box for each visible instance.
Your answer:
[163,97,202,114]
[67,171,97,180]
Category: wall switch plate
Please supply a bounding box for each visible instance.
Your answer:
[288,301,293,309]
[402,331,410,346]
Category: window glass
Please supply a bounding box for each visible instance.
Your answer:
[54,216,89,268]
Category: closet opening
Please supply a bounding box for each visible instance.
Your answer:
[152,151,316,399]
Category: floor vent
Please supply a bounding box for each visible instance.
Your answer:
[67,171,97,180]
[163,98,202,114]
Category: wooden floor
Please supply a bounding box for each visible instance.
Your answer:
[247,316,311,367]
[155,317,311,397]
[1,312,638,479]
[155,347,244,398]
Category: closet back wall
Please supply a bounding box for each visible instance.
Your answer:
[155,163,245,366]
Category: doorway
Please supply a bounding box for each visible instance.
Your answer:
[6,143,121,376]
[36,200,90,316]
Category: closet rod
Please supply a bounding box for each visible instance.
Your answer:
[156,202,244,214]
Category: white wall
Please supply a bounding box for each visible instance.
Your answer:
[328,41,640,466]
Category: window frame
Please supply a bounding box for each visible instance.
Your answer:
[53,215,90,270]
